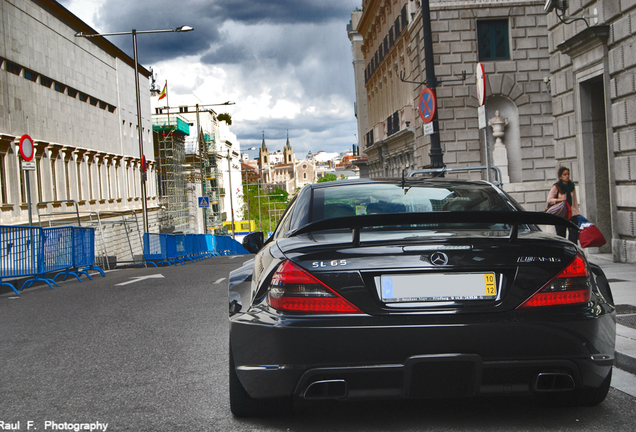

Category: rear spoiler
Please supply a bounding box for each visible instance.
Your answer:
[289,211,577,246]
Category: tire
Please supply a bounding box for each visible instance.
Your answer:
[229,349,292,417]
[537,368,612,407]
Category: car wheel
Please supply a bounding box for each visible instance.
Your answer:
[537,368,612,407]
[229,348,292,417]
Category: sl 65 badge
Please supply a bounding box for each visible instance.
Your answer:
[312,260,347,268]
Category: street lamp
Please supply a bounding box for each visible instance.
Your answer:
[75,25,194,234]
[241,147,256,233]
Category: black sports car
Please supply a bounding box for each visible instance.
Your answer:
[228,177,615,417]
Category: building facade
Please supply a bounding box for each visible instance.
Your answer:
[0,0,160,266]
[350,0,635,262]
[547,0,636,262]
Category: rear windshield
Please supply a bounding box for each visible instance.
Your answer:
[308,182,521,240]
[311,182,514,221]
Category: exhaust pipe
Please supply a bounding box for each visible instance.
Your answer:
[303,379,347,400]
[533,372,575,392]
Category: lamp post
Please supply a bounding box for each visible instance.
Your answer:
[241,147,256,233]
[75,25,194,233]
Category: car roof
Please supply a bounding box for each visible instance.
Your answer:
[307,177,494,189]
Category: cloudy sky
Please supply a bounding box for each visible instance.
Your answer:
[58,0,361,159]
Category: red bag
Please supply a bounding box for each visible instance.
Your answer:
[578,216,606,248]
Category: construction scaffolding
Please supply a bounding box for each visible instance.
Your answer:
[200,131,223,233]
[153,115,190,233]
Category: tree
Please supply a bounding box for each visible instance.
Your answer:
[317,173,338,183]
[218,113,232,125]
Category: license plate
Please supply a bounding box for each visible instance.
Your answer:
[380,272,497,303]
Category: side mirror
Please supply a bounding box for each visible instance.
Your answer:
[242,232,264,254]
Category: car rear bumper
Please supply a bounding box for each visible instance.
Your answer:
[230,310,615,400]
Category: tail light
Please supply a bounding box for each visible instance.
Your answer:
[267,260,362,313]
[518,255,591,309]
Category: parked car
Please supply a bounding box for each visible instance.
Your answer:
[228,177,615,417]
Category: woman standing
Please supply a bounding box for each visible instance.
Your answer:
[547,166,580,243]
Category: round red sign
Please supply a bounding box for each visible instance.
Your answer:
[19,134,34,161]
[476,63,486,106]
[418,87,437,124]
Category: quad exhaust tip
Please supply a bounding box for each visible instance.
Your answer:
[534,372,575,392]
[303,379,348,400]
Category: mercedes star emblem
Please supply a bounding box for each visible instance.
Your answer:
[430,252,449,266]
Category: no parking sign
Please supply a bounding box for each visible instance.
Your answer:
[418,87,436,123]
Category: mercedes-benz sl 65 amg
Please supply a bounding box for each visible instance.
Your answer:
[228,178,615,417]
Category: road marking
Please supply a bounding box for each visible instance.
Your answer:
[613,367,636,398]
[116,274,165,286]
[213,278,226,284]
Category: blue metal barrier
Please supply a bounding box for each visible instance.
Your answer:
[143,233,168,267]
[76,227,105,277]
[57,227,105,280]
[0,226,41,294]
[1,225,103,294]
[21,227,74,290]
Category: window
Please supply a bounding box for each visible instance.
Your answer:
[76,159,82,201]
[6,61,22,75]
[89,97,98,106]
[54,82,66,93]
[79,93,89,102]
[88,162,94,200]
[477,19,510,61]
[40,76,53,88]
[24,69,37,82]
[67,87,78,98]
[0,153,7,204]
[35,156,43,203]
[64,158,71,199]
[51,158,58,201]
[19,169,27,204]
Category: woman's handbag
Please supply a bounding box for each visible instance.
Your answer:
[578,216,607,248]
[545,200,571,219]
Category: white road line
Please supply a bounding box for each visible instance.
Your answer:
[612,367,636,398]
[115,274,165,286]
[213,278,226,284]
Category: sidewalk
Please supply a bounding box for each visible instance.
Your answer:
[587,253,636,375]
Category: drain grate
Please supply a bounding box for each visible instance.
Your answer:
[615,304,636,315]
[617,315,636,330]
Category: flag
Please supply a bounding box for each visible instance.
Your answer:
[158,82,167,100]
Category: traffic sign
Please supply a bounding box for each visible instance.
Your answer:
[141,155,147,172]
[476,63,486,106]
[21,161,36,171]
[198,197,210,208]
[19,134,34,161]
[418,87,437,123]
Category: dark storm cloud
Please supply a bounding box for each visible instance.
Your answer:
[85,0,359,65]
[210,0,357,24]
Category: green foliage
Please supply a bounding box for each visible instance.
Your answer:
[317,173,338,183]
[218,112,232,125]
[240,184,290,234]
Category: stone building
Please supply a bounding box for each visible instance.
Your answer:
[350,0,554,183]
[258,133,317,194]
[546,0,636,262]
[350,0,635,263]
[0,0,158,266]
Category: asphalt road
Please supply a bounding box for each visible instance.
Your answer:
[1,256,636,432]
